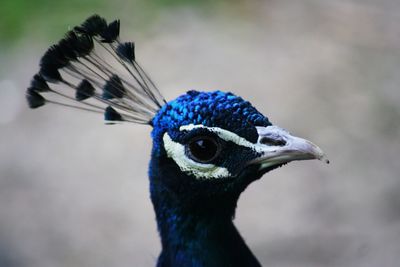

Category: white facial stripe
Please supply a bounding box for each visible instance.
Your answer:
[163,132,231,179]
[179,124,266,153]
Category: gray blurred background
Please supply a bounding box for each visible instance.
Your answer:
[1,0,399,266]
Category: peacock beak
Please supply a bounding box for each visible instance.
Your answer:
[251,126,329,170]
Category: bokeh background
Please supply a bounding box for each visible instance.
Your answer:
[1,0,399,266]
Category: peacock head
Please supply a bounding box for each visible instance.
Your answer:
[149,90,328,200]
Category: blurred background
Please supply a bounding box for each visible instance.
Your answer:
[1,0,399,266]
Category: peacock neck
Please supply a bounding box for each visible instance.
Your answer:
[149,165,261,267]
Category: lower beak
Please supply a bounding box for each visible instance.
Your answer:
[251,126,329,170]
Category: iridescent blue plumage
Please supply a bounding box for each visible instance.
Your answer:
[152,90,271,143]
[148,91,275,267]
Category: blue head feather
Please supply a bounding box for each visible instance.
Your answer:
[151,90,271,152]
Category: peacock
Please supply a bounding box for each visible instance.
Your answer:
[26,15,328,267]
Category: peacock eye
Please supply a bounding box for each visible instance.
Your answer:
[186,136,221,163]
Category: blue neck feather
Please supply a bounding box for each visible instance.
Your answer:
[149,155,262,267]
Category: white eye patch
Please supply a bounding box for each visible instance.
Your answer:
[163,124,281,179]
[163,133,230,179]
[180,124,266,153]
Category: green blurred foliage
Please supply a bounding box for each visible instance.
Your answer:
[0,0,228,47]
[0,0,106,42]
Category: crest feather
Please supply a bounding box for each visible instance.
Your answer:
[26,14,166,125]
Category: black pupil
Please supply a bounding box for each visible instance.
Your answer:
[188,138,218,163]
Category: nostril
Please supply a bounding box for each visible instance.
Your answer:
[260,137,286,147]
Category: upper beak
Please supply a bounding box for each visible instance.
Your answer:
[251,126,329,170]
